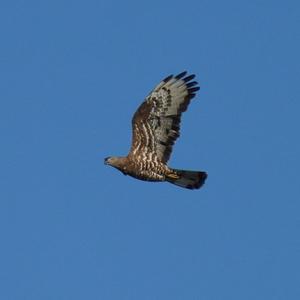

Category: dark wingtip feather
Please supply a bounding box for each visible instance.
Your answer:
[175,71,187,79]
[162,74,173,82]
[186,81,198,88]
[189,87,200,93]
[183,74,196,82]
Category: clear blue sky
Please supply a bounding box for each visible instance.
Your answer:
[1,0,299,299]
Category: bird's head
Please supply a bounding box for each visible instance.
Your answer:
[104,156,112,165]
[104,156,128,174]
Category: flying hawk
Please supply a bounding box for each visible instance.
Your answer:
[104,71,207,190]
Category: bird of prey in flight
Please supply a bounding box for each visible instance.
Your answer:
[104,71,207,189]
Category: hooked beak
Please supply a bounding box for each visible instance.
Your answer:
[104,157,110,165]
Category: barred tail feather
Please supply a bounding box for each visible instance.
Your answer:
[167,169,207,190]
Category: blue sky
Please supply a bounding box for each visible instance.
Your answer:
[1,0,300,299]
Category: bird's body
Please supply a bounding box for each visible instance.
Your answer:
[105,156,172,181]
[105,71,207,190]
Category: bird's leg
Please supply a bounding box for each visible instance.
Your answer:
[166,172,180,180]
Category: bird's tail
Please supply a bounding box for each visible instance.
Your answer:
[166,168,207,190]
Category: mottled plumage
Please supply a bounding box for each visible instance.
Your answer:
[104,71,207,189]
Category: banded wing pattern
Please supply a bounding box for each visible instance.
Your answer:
[129,71,199,163]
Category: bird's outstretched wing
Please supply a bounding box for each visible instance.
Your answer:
[129,71,200,163]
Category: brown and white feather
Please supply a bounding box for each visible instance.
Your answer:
[129,71,199,163]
